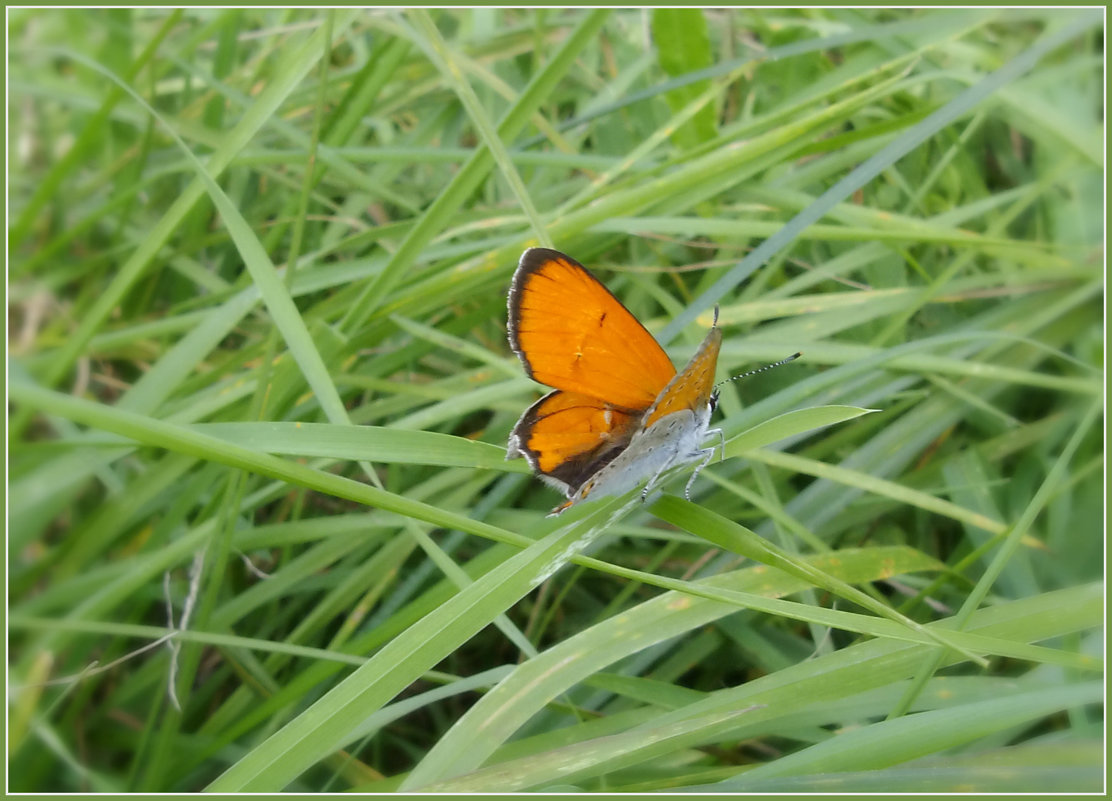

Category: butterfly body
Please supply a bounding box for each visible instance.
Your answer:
[506,248,723,516]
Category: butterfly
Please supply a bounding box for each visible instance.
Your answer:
[505,247,725,516]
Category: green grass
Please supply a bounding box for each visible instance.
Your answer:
[7,8,1104,793]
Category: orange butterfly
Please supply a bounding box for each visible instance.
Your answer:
[506,248,725,516]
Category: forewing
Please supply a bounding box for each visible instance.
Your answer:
[508,248,676,411]
[643,326,722,428]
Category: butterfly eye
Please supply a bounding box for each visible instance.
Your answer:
[709,389,719,413]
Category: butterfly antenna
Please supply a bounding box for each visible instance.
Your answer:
[715,352,802,389]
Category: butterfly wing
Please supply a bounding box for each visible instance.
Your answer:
[507,389,640,495]
[547,325,724,515]
[642,326,722,428]
[508,248,676,411]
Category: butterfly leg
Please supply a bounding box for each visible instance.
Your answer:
[708,427,725,462]
[641,449,682,503]
[640,470,663,503]
[684,445,717,500]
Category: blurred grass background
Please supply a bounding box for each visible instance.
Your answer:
[7,8,1104,793]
